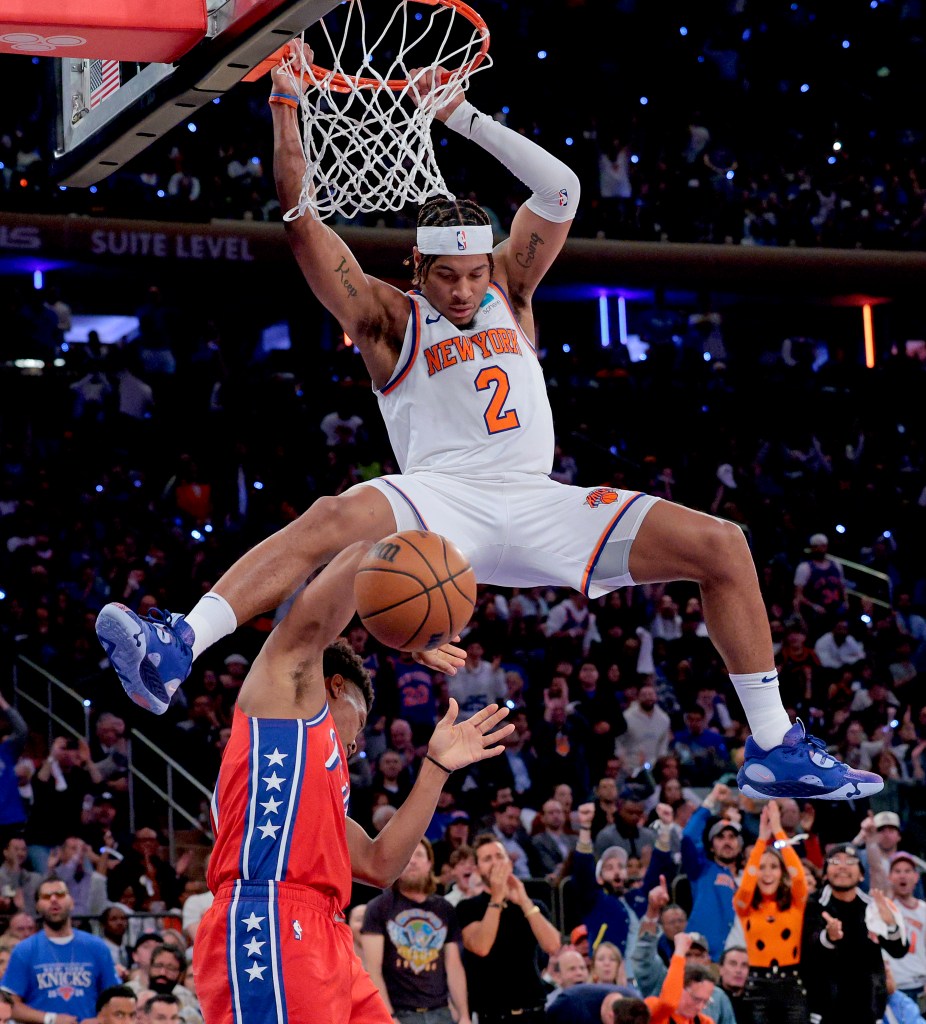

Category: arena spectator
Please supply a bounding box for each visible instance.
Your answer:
[715,948,748,1023]
[0,691,29,843]
[96,985,138,1024]
[885,851,926,1004]
[532,798,578,879]
[144,943,200,1024]
[616,683,672,767]
[0,876,120,1023]
[0,835,40,917]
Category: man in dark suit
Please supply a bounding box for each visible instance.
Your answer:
[532,798,577,879]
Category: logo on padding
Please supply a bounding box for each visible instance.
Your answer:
[0,32,86,51]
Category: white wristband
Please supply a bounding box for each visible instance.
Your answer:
[45,1013,57,1024]
[442,101,580,223]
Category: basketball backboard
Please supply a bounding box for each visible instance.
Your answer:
[49,0,340,187]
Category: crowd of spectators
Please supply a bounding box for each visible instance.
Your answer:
[0,252,923,1021]
[5,1,926,249]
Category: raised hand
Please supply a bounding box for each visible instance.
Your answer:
[506,873,530,908]
[758,803,772,842]
[674,932,693,956]
[822,911,844,942]
[426,699,512,772]
[871,889,899,927]
[577,802,595,831]
[648,874,670,914]
[272,39,317,95]
[487,857,512,902]
[767,799,782,835]
[414,639,466,676]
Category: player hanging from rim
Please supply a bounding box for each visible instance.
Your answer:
[95,40,882,804]
[192,538,514,1024]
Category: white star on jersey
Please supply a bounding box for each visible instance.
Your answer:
[260,796,282,815]
[245,962,268,982]
[242,912,265,932]
[243,937,265,957]
[258,821,281,841]
[265,748,287,766]
[263,772,285,791]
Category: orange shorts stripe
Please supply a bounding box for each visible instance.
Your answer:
[581,491,646,595]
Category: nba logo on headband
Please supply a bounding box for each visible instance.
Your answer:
[456,230,467,251]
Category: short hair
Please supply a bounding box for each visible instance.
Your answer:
[325,638,374,713]
[684,962,718,986]
[473,832,501,854]
[412,196,495,288]
[96,985,136,1014]
[142,993,181,1014]
[659,903,686,920]
[719,946,747,966]
[610,999,651,1024]
[149,943,185,970]
[37,876,68,898]
[448,845,475,868]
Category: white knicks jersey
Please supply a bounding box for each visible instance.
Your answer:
[375,282,555,476]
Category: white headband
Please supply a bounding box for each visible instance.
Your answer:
[416,225,494,255]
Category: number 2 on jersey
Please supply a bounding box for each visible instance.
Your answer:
[474,366,521,434]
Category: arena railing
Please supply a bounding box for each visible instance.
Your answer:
[12,655,213,862]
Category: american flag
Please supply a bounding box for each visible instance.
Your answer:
[89,60,120,108]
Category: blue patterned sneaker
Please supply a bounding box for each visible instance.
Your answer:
[737,720,884,800]
[95,603,194,714]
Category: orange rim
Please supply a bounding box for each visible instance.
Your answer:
[305,0,489,93]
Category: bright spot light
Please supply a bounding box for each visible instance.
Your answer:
[726,169,734,180]
[157,189,165,198]
[89,185,98,193]
[842,39,850,48]
[253,481,264,491]
[58,185,66,191]
[204,523,214,533]
[833,140,842,151]
[133,479,142,488]
[898,424,906,434]
[562,343,571,353]
[679,26,688,36]
[188,122,197,132]
[800,83,810,93]
[0,590,6,601]
[565,137,574,146]
[703,352,712,361]
[83,699,91,708]
[609,446,618,455]
[415,11,422,19]
[440,138,448,147]
[505,700,515,710]
[883,530,892,539]
[251,156,260,165]
[212,97,221,104]
[827,156,837,165]
[62,343,69,352]
[639,96,649,105]
[537,50,547,59]
[630,154,639,164]
[191,530,203,541]
[33,270,43,291]
[95,485,104,493]
[835,524,846,534]
[861,613,872,624]
[501,105,510,114]
[742,28,751,41]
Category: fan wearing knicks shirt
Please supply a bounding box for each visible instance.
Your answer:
[97,42,882,807]
[192,541,513,1024]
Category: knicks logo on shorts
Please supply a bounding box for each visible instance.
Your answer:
[584,487,619,508]
[457,229,467,250]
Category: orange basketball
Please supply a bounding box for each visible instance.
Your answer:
[354,531,476,652]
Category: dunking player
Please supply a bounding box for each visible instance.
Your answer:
[192,539,513,1024]
[95,42,881,803]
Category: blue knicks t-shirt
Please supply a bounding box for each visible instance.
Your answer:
[0,930,119,1018]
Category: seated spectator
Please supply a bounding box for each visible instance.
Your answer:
[0,836,41,917]
[48,835,109,918]
[591,940,628,986]
[532,798,578,880]
[449,639,506,722]
[108,827,186,911]
[430,808,473,871]
[616,683,672,767]
[546,945,590,1003]
[442,846,481,906]
[143,942,201,1024]
[139,991,183,1024]
[815,618,867,670]
[89,712,130,794]
[96,984,138,1024]
[0,912,36,944]
[715,949,749,1024]
[593,786,658,861]
[127,931,166,993]
[369,750,414,810]
[492,802,545,880]
[671,707,732,788]
[100,904,132,969]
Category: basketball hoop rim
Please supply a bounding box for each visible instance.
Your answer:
[306,0,489,93]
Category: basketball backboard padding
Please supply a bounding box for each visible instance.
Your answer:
[51,0,340,187]
[0,0,206,62]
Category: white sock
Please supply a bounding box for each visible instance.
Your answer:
[185,593,238,661]
[729,670,793,751]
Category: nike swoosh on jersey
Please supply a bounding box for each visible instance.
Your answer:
[426,314,442,324]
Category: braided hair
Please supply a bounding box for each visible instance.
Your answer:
[412,196,494,287]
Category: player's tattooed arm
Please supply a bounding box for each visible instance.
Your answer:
[514,230,545,269]
[334,256,359,298]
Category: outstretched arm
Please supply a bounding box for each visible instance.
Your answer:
[413,69,579,315]
[271,43,411,388]
[237,541,371,717]
[347,700,512,886]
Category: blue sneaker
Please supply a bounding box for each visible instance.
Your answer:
[95,603,194,714]
[737,720,884,800]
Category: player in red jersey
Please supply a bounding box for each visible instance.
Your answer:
[193,540,513,1024]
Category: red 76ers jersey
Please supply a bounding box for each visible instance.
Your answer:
[207,705,352,906]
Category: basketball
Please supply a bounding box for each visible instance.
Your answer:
[354,531,477,652]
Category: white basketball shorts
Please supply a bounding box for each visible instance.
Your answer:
[356,471,659,598]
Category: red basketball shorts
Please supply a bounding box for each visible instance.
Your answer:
[194,880,391,1024]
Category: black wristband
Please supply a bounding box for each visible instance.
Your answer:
[425,753,452,774]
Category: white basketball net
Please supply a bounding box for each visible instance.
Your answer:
[278,0,492,222]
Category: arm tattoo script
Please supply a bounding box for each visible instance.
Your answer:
[515,231,545,268]
[334,256,359,298]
